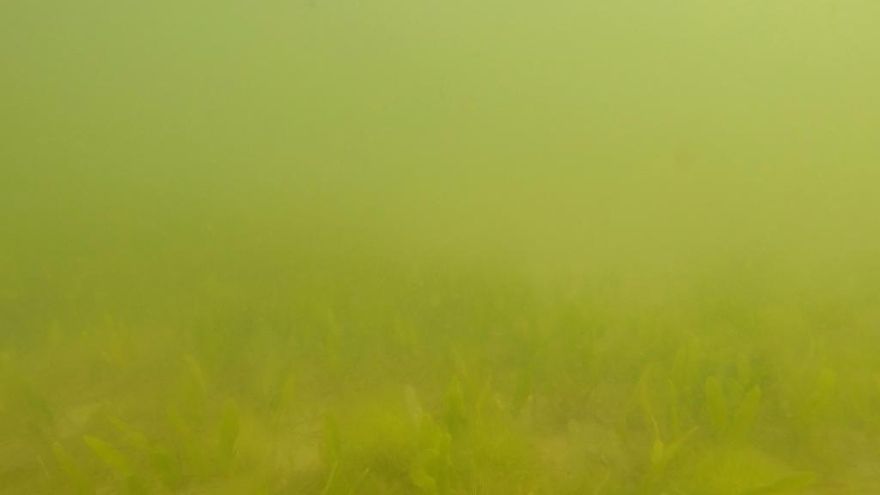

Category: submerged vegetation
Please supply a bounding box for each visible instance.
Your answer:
[2,253,880,493]
[4,0,880,493]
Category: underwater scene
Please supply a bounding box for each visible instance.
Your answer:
[3,1,880,493]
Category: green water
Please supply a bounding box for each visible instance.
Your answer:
[3,1,880,493]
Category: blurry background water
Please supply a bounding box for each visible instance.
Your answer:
[2,1,880,493]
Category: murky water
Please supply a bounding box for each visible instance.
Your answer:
[3,1,880,493]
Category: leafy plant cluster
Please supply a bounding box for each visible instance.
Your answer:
[2,259,879,494]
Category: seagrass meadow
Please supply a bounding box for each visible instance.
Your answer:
[3,1,880,493]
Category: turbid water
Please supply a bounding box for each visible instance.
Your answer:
[2,1,880,493]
